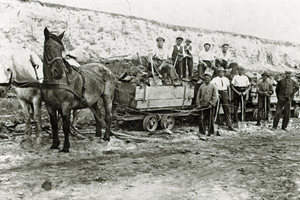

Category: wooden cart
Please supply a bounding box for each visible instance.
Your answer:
[114,82,195,131]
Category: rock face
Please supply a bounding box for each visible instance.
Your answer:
[1,0,300,73]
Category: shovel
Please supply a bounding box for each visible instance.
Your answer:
[150,59,156,86]
[238,93,244,129]
[264,96,268,128]
[214,98,220,135]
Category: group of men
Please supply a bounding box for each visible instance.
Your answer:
[196,69,299,136]
[147,36,299,136]
[147,36,236,86]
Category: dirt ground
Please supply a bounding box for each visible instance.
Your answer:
[1,99,300,199]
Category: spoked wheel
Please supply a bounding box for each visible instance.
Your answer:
[143,115,158,132]
[160,115,175,130]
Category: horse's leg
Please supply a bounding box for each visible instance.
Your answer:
[61,106,71,153]
[71,109,80,129]
[46,105,60,149]
[92,102,102,138]
[103,94,113,141]
[19,100,32,140]
[32,95,42,144]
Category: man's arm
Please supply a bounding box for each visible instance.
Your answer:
[275,80,281,96]
[268,83,274,96]
[293,79,299,93]
[210,85,219,106]
[196,86,202,108]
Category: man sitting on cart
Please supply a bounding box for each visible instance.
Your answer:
[148,37,181,86]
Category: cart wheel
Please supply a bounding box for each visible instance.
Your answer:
[160,115,175,130]
[143,115,158,132]
[253,109,258,120]
[294,106,300,118]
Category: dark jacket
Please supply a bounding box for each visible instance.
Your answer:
[257,80,274,97]
[171,45,183,62]
[275,78,299,101]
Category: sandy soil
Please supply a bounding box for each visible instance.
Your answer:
[1,117,300,200]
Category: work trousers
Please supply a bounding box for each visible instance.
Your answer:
[273,98,291,129]
[257,96,270,122]
[174,60,183,79]
[197,60,213,79]
[148,59,178,84]
[199,106,215,135]
[233,87,247,122]
[182,57,193,78]
[217,91,232,127]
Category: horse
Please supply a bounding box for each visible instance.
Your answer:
[0,49,43,143]
[0,49,82,143]
[42,27,115,152]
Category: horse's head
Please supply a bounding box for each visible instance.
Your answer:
[43,27,65,80]
[0,65,13,98]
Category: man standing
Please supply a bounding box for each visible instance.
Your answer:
[231,66,251,122]
[171,37,184,79]
[196,72,218,136]
[256,71,274,126]
[148,37,180,86]
[198,43,216,80]
[272,71,299,131]
[182,38,193,80]
[211,68,236,131]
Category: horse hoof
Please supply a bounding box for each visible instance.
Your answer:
[50,145,59,149]
[59,148,70,153]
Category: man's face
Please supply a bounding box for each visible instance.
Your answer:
[222,45,229,52]
[185,41,191,46]
[176,39,183,46]
[262,75,268,81]
[219,71,224,78]
[157,41,164,48]
[204,44,210,51]
[204,75,211,83]
[286,73,292,79]
[238,69,244,75]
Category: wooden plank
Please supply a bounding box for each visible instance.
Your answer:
[135,86,194,101]
[136,99,193,109]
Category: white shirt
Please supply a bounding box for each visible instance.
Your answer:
[212,76,230,91]
[184,45,193,57]
[199,50,215,61]
[150,45,169,60]
[231,75,250,87]
[216,50,232,62]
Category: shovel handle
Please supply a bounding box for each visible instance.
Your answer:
[241,95,244,122]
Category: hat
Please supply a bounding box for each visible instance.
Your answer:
[285,71,292,74]
[156,37,165,42]
[204,72,212,78]
[237,66,245,71]
[176,37,183,41]
[261,71,269,77]
[185,38,192,43]
[221,43,229,47]
[218,68,226,72]
[204,43,211,47]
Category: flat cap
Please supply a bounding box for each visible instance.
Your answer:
[185,38,192,43]
[204,43,211,47]
[156,37,165,42]
[285,71,292,74]
[204,72,212,78]
[221,43,229,47]
[261,71,269,77]
[218,68,226,72]
[237,66,245,70]
[176,37,184,41]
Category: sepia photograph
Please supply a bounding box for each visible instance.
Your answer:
[0,0,300,199]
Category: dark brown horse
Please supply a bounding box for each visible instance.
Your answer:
[42,27,115,152]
